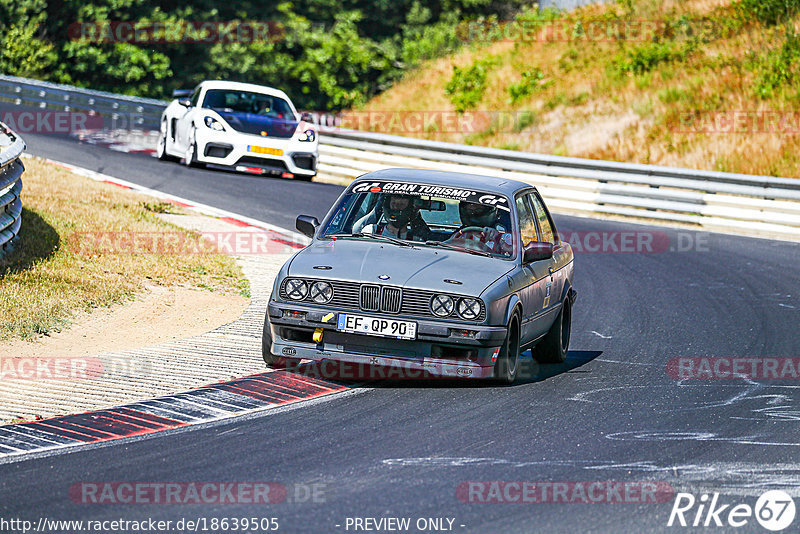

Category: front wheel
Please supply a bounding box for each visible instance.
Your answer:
[532,297,572,364]
[493,314,521,384]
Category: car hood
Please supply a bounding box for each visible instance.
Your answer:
[288,239,515,296]
[215,111,298,139]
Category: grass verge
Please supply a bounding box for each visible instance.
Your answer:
[0,157,248,341]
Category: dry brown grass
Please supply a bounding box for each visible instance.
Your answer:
[0,157,247,340]
[349,0,800,177]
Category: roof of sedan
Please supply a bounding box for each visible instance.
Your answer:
[352,168,534,196]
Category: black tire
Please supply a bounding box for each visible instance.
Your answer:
[156,121,177,161]
[183,130,202,168]
[261,315,300,369]
[493,313,521,384]
[532,297,572,364]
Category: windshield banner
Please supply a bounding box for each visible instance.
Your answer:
[350,181,511,211]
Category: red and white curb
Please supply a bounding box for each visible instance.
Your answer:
[0,369,350,459]
[0,156,328,460]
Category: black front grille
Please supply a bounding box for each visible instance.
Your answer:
[381,287,402,313]
[280,279,485,322]
[360,285,380,312]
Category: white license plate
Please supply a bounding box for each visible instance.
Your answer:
[337,314,417,340]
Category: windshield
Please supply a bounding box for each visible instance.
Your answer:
[201,89,295,119]
[322,181,516,258]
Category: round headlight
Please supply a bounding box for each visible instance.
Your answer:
[430,294,455,317]
[285,279,308,300]
[457,298,482,320]
[309,281,333,303]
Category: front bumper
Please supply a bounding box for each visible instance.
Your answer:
[267,302,508,379]
[195,128,318,178]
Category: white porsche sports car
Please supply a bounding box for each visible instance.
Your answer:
[157,80,318,180]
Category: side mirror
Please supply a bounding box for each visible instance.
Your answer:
[172,89,192,99]
[523,241,554,263]
[296,215,320,239]
[300,112,314,123]
[178,98,192,108]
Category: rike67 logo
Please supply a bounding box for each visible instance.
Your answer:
[668,490,796,531]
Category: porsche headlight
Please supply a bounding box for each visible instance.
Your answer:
[285,279,308,300]
[298,129,316,142]
[430,294,455,317]
[309,281,333,303]
[204,116,225,131]
[457,297,482,320]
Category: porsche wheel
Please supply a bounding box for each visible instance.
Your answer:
[183,130,201,168]
[156,121,176,161]
[533,297,571,364]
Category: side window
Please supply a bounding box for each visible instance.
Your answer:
[530,193,556,245]
[515,195,538,248]
[190,87,201,107]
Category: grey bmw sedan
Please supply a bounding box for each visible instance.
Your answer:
[262,168,576,383]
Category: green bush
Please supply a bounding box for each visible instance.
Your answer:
[754,29,800,98]
[507,68,551,103]
[611,41,685,76]
[737,0,800,25]
[445,57,497,112]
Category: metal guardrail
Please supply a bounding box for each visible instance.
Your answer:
[0,74,167,131]
[0,74,798,237]
[316,128,800,237]
[0,122,25,256]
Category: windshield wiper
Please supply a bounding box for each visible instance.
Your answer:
[328,232,414,248]
[423,240,491,257]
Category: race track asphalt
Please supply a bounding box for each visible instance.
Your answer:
[2,131,799,533]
